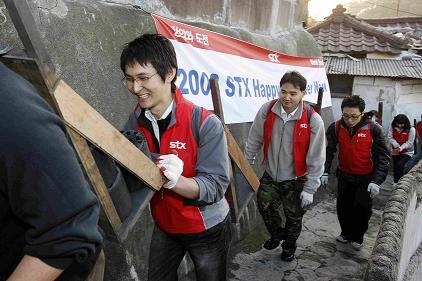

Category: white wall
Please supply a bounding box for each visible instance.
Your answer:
[352,76,396,129]
[396,79,422,125]
[347,77,422,130]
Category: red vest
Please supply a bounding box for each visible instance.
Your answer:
[263,100,313,177]
[337,121,374,174]
[135,89,211,234]
[392,128,409,153]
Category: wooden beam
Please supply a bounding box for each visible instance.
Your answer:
[209,78,261,221]
[3,0,57,89]
[53,80,165,191]
[378,102,383,127]
[0,55,55,107]
[224,127,260,190]
[209,78,259,190]
[313,87,324,114]
[68,128,123,237]
[414,119,418,154]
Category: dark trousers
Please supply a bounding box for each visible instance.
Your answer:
[257,172,306,255]
[392,154,411,183]
[148,214,231,281]
[336,171,372,244]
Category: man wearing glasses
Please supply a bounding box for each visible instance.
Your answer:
[120,34,231,281]
[322,95,390,250]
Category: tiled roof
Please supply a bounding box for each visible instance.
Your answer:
[324,56,422,79]
[307,5,409,55]
[363,17,422,52]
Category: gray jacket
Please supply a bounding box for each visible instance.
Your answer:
[245,100,326,194]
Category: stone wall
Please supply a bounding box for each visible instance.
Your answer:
[365,160,422,281]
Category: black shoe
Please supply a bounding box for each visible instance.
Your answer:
[281,252,295,262]
[263,237,281,251]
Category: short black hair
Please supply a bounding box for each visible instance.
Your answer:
[341,95,365,112]
[279,71,307,91]
[120,34,178,92]
[392,114,411,131]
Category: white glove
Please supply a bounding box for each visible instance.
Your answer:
[321,173,329,186]
[300,191,313,208]
[157,154,184,189]
[367,183,380,199]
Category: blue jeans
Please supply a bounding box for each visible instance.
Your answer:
[148,214,231,281]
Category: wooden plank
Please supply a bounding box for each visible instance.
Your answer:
[224,127,260,190]
[3,0,56,89]
[414,119,418,154]
[232,165,255,222]
[0,56,56,107]
[210,78,225,122]
[53,80,165,191]
[378,101,383,126]
[210,78,259,190]
[209,77,261,221]
[313,87,324,114]
[68,128,123,237]
[226,161,240,222]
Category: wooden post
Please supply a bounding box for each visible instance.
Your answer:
[3,0,141,241]
[209,78,260,222]
[378,102,383,127]
[3,0,57,90]
[414,119,418,154]
[313,87,323,114]
[68,129,123,236]
[209,78,239,220]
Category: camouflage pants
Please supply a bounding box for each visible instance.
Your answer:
[257,172,306,254]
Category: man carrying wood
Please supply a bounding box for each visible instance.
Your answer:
[0,62,103,281]
[121,34,231,281]
[245,71,326,262]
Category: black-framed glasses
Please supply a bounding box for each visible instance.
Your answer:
[122,72,158,87]
[342,113,362,120]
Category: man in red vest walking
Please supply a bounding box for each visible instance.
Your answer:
[121,34,231,281]
[245,71,326,262]
[322,95,390,250]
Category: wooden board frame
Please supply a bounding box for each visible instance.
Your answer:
[53,80,164,191]
[210,78,259,222]
[3,0,162,242]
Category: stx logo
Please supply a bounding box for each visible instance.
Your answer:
[300,123,308,128]
[169,141,187,149]
[268,53,280,63]
[358,133,367,138]
[309,58,324,66]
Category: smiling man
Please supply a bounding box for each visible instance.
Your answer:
[245,71,326,262]
[322,95,390,250]
[120,34,231,281]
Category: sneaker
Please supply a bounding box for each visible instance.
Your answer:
[281,252,295,262]
[263,237,281,251]
[350,241,362,250]
[336,234,349,243]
